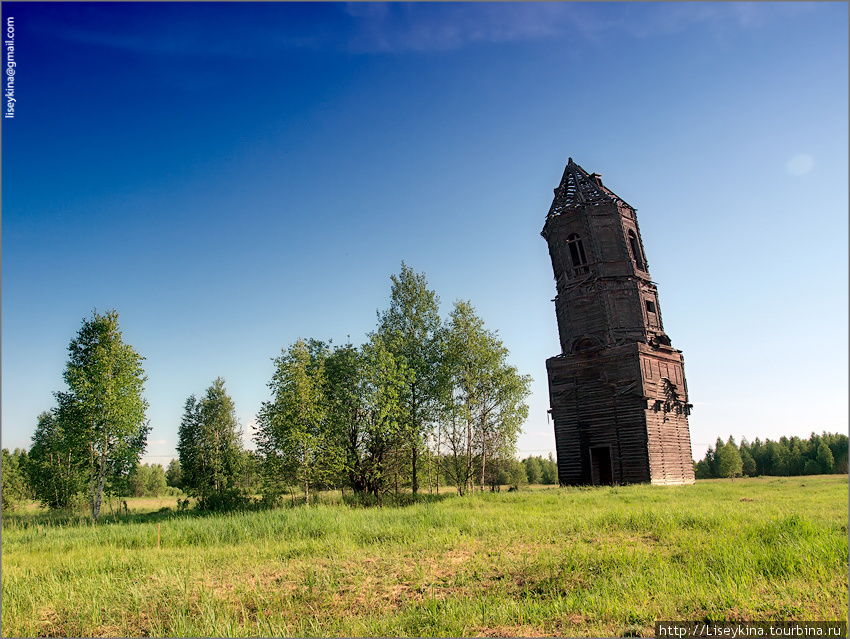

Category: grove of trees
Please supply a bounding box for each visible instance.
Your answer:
[11,265,535,513]
[694,432,848,479]
[254,264,533,504]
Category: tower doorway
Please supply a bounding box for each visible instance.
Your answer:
[590,446,613,486]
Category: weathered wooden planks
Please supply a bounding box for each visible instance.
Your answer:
[543,159,695,486]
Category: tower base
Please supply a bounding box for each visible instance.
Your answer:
[547,342,695,486]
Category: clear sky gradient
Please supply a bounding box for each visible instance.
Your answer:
[2,2,847,466]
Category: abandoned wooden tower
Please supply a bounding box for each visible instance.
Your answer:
[542,159,695,486]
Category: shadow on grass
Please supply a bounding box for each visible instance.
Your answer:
[341,491,454,508]
[2,504,208,529]
[3,490,457,529]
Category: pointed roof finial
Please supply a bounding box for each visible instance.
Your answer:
[547,159,631,217]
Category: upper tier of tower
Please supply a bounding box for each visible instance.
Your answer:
[541,158,674,354]
[541,158,651,284]
[546,157,634,217]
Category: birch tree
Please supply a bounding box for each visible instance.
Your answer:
[177,377,244,509]
[439,301,531,494]
[374,263,442,495]
[27,410,87,509]
[256,338,340,503]
[58,310,149,519]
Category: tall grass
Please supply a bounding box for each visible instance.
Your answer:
[3,475,847,637]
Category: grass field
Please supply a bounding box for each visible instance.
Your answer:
[2,475,847,637]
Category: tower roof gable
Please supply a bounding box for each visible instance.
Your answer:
[547,158,633,217]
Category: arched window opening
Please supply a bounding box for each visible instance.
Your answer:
[627,230,645,271]
[566,234,589,276]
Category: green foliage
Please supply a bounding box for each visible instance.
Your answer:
[256,339,340,503]
[695,432,848,478]
[147,463,166,496]
[541,453,558,484]
[10,449,33,500]
[694,458,713,480]
[323,342,367,492]
[177,378,245,510]
[489,457,528,487]
[165,458,181,488]
[338,337,410,498]
[2,449,27,510]
[716,437,743,479]
[741,447,757,477]
[519,454,557,485]
[803,459,822,476]
[56,310,150,519]
[249,266,533,502]
[522,455,543,484]
[486,457,514,487]
[374,262,443,495]
[237,450,262,495]
[769,440,791,476]
[438,300,531,495]
[27,411,88,509]
[817,442,835,474]
[126,463,167,497]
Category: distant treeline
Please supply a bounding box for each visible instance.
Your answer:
[694,432,848,479]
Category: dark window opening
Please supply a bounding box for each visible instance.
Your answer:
[645,300,656,314]
[566,234,589,275]
[628,230,645,271]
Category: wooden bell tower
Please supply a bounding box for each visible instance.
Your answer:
[542,159,695,485]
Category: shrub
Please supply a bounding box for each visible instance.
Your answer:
[197,487,251,512]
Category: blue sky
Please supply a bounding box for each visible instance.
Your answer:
[2,2,847,466]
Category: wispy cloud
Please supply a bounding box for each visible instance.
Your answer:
[608,2,818,39]
[40,2,820,59]
[343,3,592,53]
[343,2,821,53]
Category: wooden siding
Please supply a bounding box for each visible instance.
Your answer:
[543,159,696,487]
[639,344,695,485]
[548,346,653,485]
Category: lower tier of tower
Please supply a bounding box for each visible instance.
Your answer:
[547,343,695,486]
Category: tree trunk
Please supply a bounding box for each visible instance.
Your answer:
[89,441,96,516]
[92,453,107,520]
[411,389,419,496]
[427,438,433,495]
[303,453,309,505]
[436,425,440,495]
[466,401,473,496]
[480,420,487,493]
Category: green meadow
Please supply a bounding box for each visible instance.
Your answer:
[3,475,847,637]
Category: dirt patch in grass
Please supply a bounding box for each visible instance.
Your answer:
[478,623,552,637]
